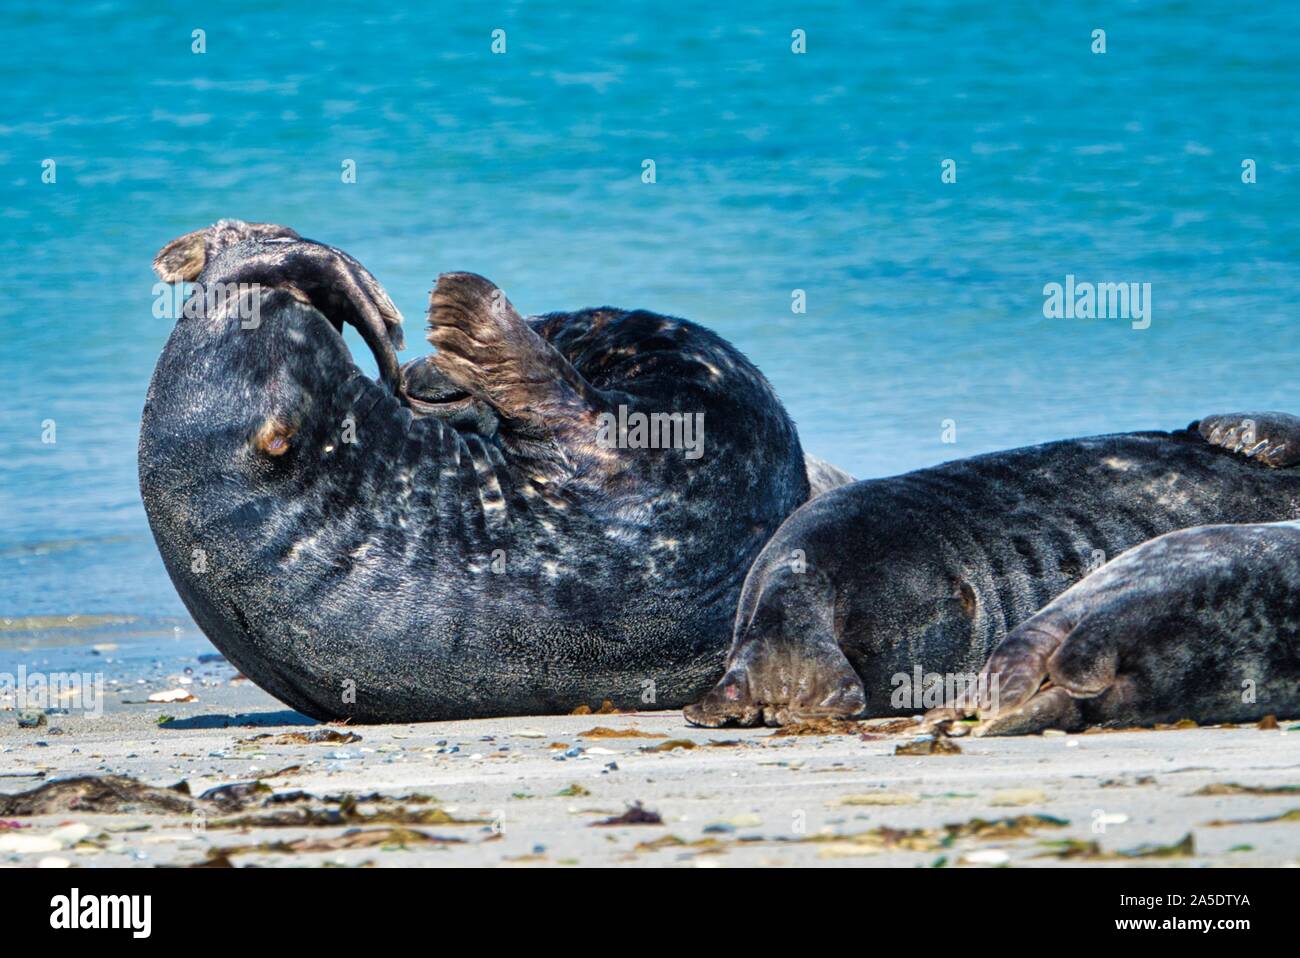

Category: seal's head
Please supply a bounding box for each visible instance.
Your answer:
[141,279,405,525]
[683,486,978,726]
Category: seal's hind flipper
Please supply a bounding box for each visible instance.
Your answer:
[804,453,855,499]
[426,272,610,471]
[153,219,302,283]
[1197,411,1300,468]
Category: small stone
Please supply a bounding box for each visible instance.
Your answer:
[894,735,961,756]
[962,849,1010,866]
[991,789,1047,807]
[49,823,91,847]
[147,688,196,703]
[0,833,61,853]
[832,791,918,807]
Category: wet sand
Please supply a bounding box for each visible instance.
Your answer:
[1,656,1298,868]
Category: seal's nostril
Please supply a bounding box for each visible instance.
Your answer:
[957,580,978,618]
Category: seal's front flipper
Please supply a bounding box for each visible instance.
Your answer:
[425,272,609,471]
[804,454,855,499]
[922,607,1088,735]
[153,218,302,282]
[922,558,1136,736]
[154,221,405,393]
[969,686,1085,736]
[1197,411,1300,468]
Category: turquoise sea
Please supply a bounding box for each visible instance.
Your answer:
[2,1,1298,660]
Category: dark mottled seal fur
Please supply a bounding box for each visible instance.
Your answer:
[930,517,1300,734]
[685,421,1300,729]
[141,221,810,722]
[923,411,1300,733]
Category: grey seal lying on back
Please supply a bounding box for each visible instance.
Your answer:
[142,220,826,722]
[685,413,1300,730]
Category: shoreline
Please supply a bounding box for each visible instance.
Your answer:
[2,654,1297,868]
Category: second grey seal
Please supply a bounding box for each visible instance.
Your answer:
[685,415,1300,729]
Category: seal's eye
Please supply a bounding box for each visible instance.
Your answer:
[254,419,296,457]
[404,389,473,413]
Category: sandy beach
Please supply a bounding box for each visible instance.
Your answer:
[2,653,1297,868]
